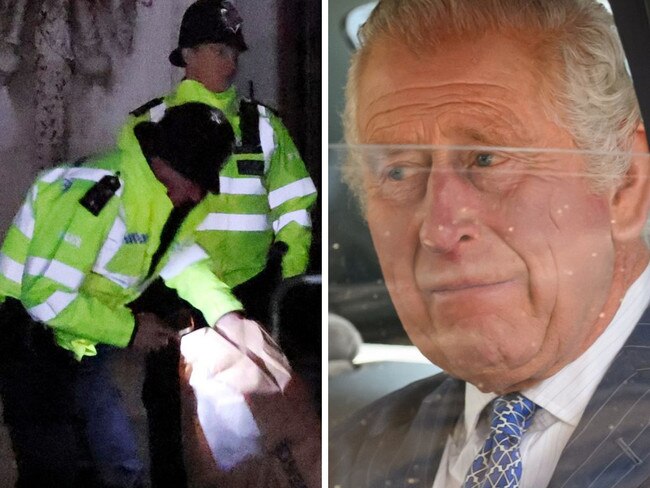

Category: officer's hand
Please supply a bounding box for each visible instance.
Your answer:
[209,312,293,389]
[132,312,177,352]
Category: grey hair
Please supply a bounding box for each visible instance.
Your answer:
[343,0,641,204]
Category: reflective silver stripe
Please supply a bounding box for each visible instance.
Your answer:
[272,209,312,233]
[94,214,126,270]
[150,102,167,122]
[14,198,35,239]
[259,107,275,174]
[25,257,85,290]
[41,167,105,183]
[268,177,317,209]
[159,244,209,281]
[219,177,266,195]
[197,213,271,232]
[40,167,124,196]
[0,253,23,285]
[40,167,65,183]
[27,290,77,322]
[106,274,140,289]
[92,214,139,289]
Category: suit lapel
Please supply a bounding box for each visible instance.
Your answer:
[361,376,464,488]
[548,310,650,488]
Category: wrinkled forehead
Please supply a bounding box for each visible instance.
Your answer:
[354,33,561,146]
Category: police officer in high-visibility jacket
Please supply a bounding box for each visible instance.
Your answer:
[116,3,318,486]
[118,0,317,290]
[0,102,242,488]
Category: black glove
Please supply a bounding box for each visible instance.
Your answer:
[128,278,207,334]
[232,241,288,325]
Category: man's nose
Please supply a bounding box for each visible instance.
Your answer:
[418,169,481,254]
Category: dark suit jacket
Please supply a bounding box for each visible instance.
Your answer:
[329,307,650,488]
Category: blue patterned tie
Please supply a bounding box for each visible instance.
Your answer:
[463,393,537,488]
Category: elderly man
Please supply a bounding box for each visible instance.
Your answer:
[329,0,650,487]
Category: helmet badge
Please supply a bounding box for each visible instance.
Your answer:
[210,109,225,124]
[220,1,242,33]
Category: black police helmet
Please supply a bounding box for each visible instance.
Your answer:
[134,103,234,194]
[169,0,248,67]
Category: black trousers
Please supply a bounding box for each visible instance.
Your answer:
[0,300,143,488]
[142,343,186,488]
[1,341,91,486]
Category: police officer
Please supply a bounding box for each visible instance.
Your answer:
[0,102,243,488]
[118,0,317,291]
[116,2,318,485]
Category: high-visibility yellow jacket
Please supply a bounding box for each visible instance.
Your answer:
[0,148,242,360]
[117,80,318,286]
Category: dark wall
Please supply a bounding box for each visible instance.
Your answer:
[278,0,322,273]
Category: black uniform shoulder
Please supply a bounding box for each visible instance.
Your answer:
[129,97,165,117]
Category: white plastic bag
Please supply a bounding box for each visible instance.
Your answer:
[179,318,320,487]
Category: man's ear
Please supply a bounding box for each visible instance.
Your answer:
[611,124,650,241]
[181,47,193,66]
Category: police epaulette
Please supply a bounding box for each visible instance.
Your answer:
[79,174,121,216]
[129,97,164,117]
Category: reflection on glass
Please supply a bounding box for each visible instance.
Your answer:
[343,2,378,49]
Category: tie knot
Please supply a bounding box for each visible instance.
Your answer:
[489,393,537,438]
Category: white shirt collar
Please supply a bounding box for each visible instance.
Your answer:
[464,262,650,437]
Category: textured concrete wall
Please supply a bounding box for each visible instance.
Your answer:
[235,0,279,107]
